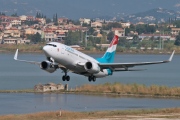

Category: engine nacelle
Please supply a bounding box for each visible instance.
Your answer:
[40,61,56,73]
[84,62,100,74]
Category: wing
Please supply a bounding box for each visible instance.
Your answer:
[98,50,175,71]
[14,49,41,65]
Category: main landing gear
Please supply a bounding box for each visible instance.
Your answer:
[62,75,70,81]
[62,69,70,81]
[88,76,96,82]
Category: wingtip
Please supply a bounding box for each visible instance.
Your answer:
[168,50,175,62]
[14,49,18,60]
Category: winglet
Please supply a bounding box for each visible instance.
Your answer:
[168,50,175,62]
[14,49,18,60]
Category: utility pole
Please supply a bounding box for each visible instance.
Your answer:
[81,30,83,46]
[85,30,87,47]
[162,31,164,50]
[159,32,161,50]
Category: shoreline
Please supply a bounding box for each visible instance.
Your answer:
[1,82,180,99]
[0,89,180,99]
[0,43,179,54]
[0,108,180,120]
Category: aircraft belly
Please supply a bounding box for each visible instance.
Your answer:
[55,57,86,73]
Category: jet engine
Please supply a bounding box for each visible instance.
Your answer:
[40,61,56,73]
[84,62,100,74]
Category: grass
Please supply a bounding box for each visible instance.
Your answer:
[75,82,180,98]
[0,108,180,120]
[0,89,34,93]
[1,82,180,98]
[0,44,44,53]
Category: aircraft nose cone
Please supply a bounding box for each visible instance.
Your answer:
[43,46,50,55]
[43,46,47,52]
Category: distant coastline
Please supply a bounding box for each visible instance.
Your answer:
[0,44,179,54]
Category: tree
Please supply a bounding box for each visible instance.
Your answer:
[136,24,156,34]
[11,13,18,17]
[27,32,41,43]
[82,23,90,27]
[125,28,130,36]
[88,27,95,35]
[102,22,122,30]
[36,12,46,18]
[24,21,39,26]
[46,18,51,24]
[174,34,180,46]
[0,12,6,15]
[107,31,114,41]
[53,13,58,25]
[132,35,139,44]
[118,37,127,46]
[68,19,80,25]
[173,20,180,28]
[36,12,40,18]
[65,31,81,45]
[33,32,41,43]
[151,42,156,50]
[133,35,139,40]
[100,33,107,44]
[88,36,101,47]
[150,36,155,41]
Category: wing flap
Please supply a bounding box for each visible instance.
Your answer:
[114,68,146,71]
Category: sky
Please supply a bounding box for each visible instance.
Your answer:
[0,0,180,19]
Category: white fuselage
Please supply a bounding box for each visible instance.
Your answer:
[43,42,109,78]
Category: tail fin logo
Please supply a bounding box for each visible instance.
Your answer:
[109,35,119,48]
[96,35,119,63]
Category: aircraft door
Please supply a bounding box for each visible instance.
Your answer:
[61,47,65,54]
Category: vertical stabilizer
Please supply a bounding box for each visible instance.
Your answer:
[97,35,119,63]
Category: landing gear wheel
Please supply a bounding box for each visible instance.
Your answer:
[88,76,92,82]
[62,75,66,81]
[92,76,96,82]
[88,76,96,82]
[66,76,70,81]
[62,75,70,81]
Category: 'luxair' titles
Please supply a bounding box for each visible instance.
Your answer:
[65,46,74,53]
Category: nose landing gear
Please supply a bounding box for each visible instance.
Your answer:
[61,68,70,81]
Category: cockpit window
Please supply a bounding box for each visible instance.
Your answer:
[46,44,57,47]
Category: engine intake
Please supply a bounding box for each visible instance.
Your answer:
[84,62,100,74]
[40,61,56,73]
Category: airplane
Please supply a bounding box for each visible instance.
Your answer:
[14,35,175,82]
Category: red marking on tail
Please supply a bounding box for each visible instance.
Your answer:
[109,35,119,47]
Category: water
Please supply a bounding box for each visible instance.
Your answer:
[0,53,179,90]
[0,53,180,115]
[0,93,180,115]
